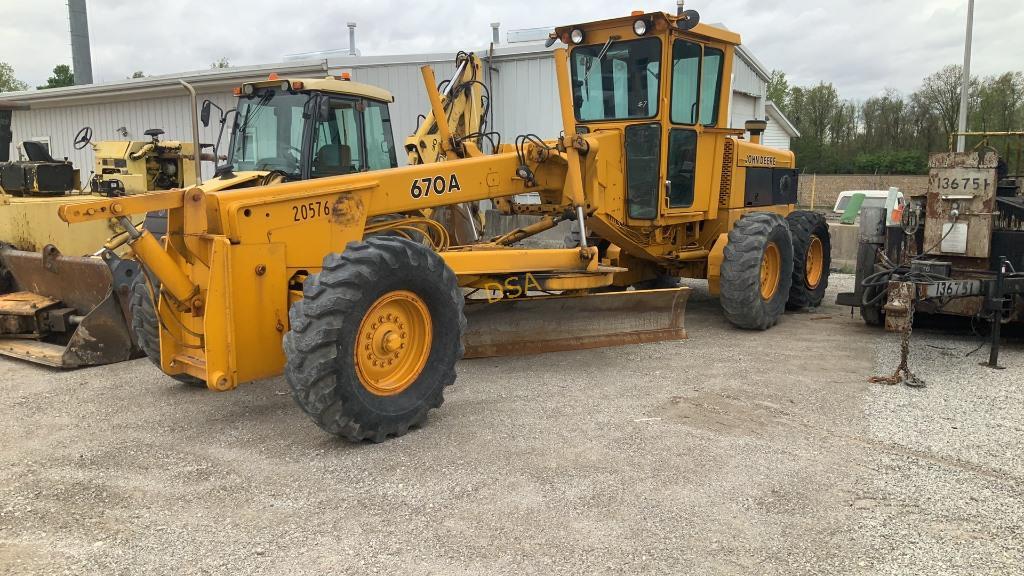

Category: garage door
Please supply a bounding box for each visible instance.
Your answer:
[730,93,757,130]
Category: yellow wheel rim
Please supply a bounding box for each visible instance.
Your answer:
[354,290,432,397]
[760,242,781,301]
[805,236,824,289]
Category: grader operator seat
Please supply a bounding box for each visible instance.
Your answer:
[311,143,353,176]
[22,141,55,163]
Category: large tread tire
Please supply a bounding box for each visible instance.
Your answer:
[786,210,832,310]
[720,212,794,330]
[129,276,205,386]
[283,237,465,443]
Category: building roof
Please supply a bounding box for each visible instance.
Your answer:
[766,101,800,138]
[0,59,330,107]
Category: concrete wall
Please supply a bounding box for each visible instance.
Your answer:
[798,174,929,210]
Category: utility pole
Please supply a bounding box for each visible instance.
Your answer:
[956,0,974,152]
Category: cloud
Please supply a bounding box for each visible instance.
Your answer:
[2,0,1021,101]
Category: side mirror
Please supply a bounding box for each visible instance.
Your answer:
[676,9,700,31]
[200,100,212,127]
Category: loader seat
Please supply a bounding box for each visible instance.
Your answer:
[22,141,56,162]
[312,143,353,176]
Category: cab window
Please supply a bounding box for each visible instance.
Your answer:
[229,89,309,176]
[363,100,397,171]
[700,47,724,126]
[670,41,701,124]
[311,97,362,177]
[671,41,724,126]
[571,37,661,122]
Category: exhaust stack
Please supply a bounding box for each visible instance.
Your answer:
[68,0,93,85]
[347,22,357,56]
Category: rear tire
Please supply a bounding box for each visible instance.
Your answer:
[283,237,465,442]
[786,210,831,310]
[129,276,205,386]
[720,212,794,330]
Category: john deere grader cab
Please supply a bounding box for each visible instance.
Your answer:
[54,9,831,442]
[0,76,401,367]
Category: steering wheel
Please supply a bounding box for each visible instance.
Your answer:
[73,126,93,150]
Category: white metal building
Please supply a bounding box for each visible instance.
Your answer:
[0,37,797,177]
[763,100,801,151]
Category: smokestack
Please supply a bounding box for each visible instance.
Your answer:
[68,0,93,85]
[347,22,357,56]
[491,22,500,45]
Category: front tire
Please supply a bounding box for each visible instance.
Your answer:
[283,237,465,442]
[129,275,205,386]
[720,212,794,330]
[786,210,831,309]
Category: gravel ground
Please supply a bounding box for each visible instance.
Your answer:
[0,274,1021,575]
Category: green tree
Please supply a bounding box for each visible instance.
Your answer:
[916,64,973,139]
[37,64,75,89]
[766,69,789,111]
[969,72,1024,132]
[0,61,29,92]
[210,57,231,69]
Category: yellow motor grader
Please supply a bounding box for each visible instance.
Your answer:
[53,8,831,441]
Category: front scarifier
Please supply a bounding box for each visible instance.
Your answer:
[283,237,466,442]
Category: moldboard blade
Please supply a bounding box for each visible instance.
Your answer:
[462,287,688,358]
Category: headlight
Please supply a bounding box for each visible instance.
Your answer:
[570,28,584,44]
[280,81,291,91]
[242,84,255,96]
[633,19,648,36]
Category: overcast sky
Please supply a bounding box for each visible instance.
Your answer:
[2,0,1021,100]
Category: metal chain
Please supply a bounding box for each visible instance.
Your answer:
[869,296,926,387]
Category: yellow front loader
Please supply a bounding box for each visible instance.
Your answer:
[56,9,830,442]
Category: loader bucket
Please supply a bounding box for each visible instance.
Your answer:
[0,246,139,368]
[462,287,689,358]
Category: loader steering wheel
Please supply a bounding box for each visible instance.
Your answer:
[73,126,93,150]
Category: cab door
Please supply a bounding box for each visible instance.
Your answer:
[663,39,726,215]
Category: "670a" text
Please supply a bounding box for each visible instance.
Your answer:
[410,173,462,199]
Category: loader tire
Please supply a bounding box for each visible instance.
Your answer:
[129,276,204,386]
[284,237,465,442]
[785,210,831,310]
[719,212,794,330]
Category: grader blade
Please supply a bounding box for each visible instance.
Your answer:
[462,287,689,358]
[0,246,139,368]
